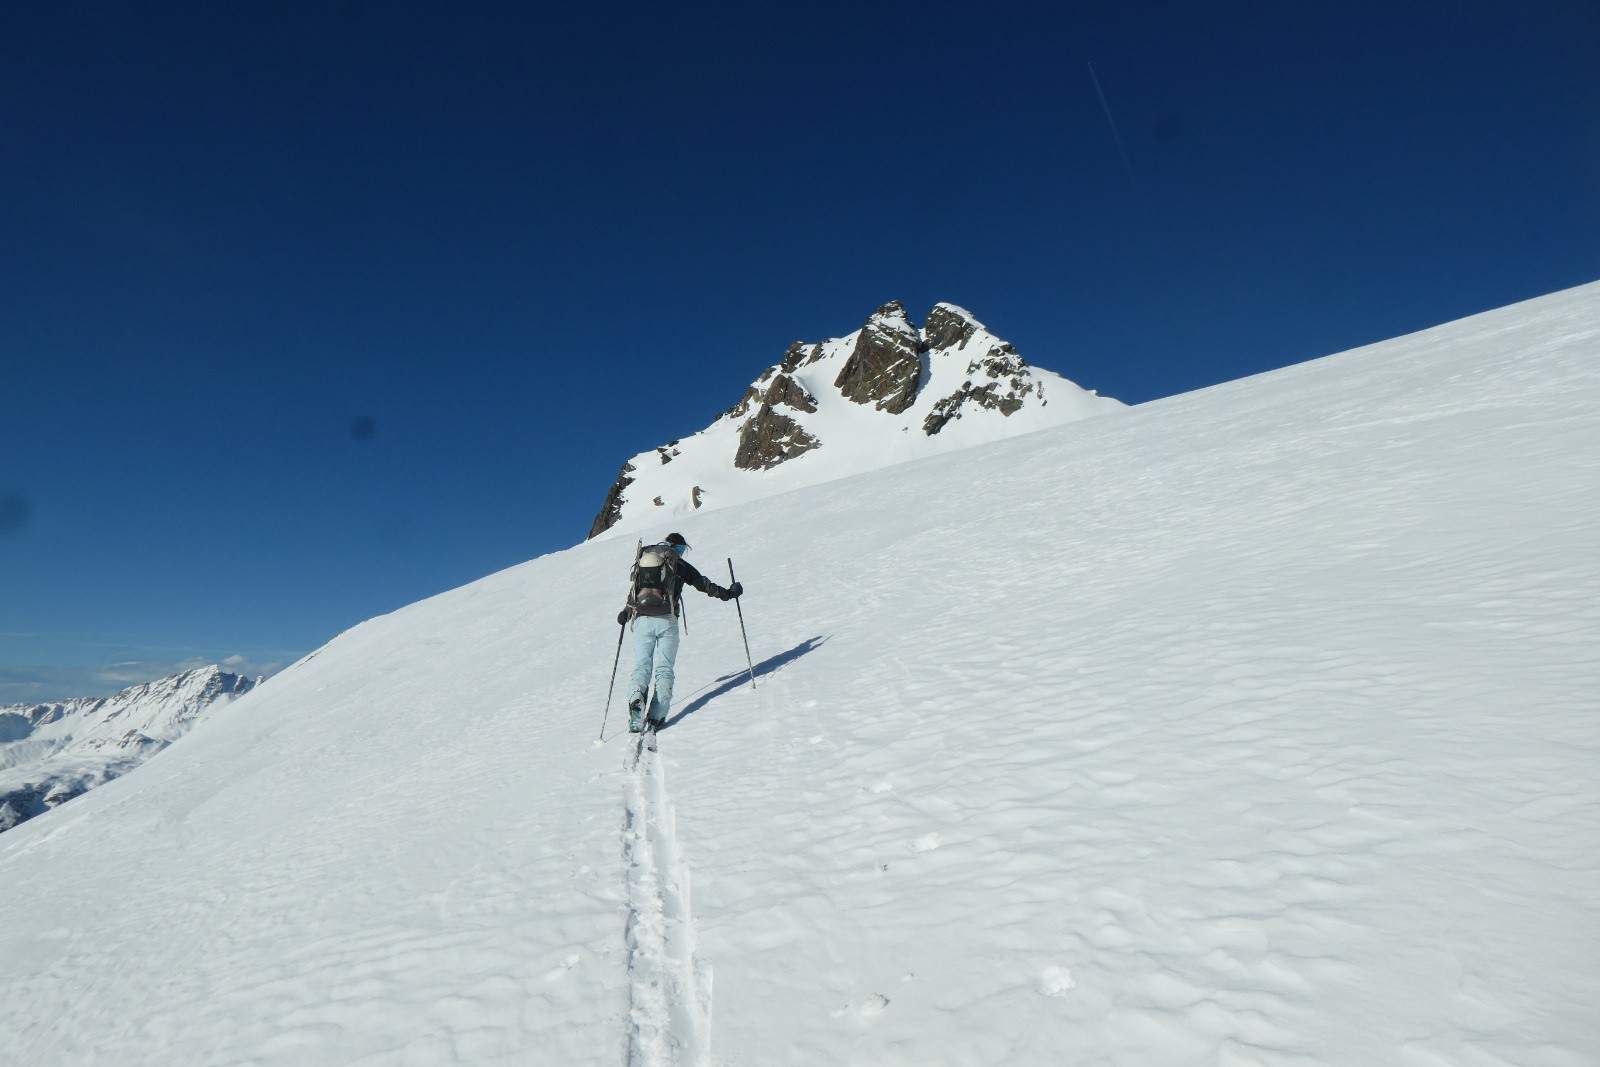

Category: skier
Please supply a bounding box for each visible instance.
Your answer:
[617,532,743,733]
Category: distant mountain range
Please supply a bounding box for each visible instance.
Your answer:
[588,300,1124,538]
[0,665,258,832]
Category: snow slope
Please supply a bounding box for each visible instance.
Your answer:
[2,283,1597,1066]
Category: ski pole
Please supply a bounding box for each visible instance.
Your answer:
[599,619,627,739]
[728,558,755,691]
[600,539,644,740]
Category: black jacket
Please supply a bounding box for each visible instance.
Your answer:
[632,557,731,618]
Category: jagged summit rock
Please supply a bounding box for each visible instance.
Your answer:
[923,302,982,351]
[833,301,923,414]
[588,301,1124,539]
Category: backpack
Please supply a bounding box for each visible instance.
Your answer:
[628,542,681,617]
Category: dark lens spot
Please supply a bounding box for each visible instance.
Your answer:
[1152,114,1183,141]
[350,416,377,441]
[0,491,32,535]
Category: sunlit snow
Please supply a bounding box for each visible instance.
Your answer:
[2,283,1596,1066]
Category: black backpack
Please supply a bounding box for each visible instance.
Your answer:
[628,542,681,617]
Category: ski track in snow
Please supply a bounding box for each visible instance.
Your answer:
[623,734,713,1066]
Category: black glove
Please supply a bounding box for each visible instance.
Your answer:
[617,608,631,626]
[725,581,743,600]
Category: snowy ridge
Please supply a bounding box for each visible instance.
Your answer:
[0,282,1597,1065]
[0,665,258,831]
[589,301,1123,539]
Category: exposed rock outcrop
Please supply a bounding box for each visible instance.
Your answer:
[833,301,923,414]
[923,303,981,352]
[734,404,821,471]
[588,461,636,539]
[923,350,1043,436]
[781,341,824,373]
[766,373,818,413]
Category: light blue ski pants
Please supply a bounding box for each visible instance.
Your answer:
[627,615,680,721]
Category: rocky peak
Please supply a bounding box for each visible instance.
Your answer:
[585,300,1123,538]
[865,299,917,333]
[924,303,983,352]
[832,301,924,415]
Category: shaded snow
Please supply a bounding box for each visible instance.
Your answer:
[1,283,1597,1065]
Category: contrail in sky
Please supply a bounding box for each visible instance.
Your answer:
[1087,62,1135,183]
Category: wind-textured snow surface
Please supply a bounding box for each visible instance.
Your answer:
[2,282,1597,1066]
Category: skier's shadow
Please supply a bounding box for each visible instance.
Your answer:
[661,635,829,730]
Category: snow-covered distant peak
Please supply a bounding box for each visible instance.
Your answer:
[0,664,260,832]
[588,301,1124,538]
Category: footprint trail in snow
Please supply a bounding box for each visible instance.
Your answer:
[623,734,712,1066]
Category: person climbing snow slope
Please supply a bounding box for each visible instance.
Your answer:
[616,532,742,733]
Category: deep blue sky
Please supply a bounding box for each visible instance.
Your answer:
[3,1,1597,701]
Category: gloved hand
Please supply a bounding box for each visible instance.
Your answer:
[725,581,743,600]
[617,608,631,626]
